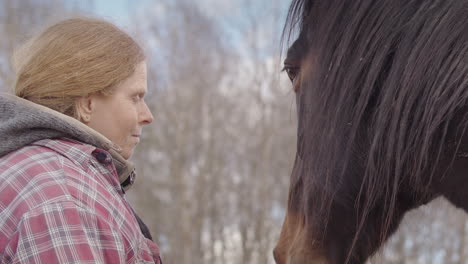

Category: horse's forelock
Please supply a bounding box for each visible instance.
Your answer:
[282,0,468,262]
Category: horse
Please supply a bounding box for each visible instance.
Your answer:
[273,0,468,263]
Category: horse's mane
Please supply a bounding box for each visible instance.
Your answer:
[283,0,467,260]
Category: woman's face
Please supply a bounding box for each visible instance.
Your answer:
[82,61,154,159]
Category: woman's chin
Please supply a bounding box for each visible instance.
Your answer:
[120,149,133,160]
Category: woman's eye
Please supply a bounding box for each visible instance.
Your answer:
[284,66,300,82]
[132,95,141,102]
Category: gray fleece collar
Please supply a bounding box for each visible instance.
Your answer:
[0,93,136,191]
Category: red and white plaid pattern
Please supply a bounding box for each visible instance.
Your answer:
[0,138,161,263]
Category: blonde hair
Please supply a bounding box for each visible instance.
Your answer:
[13,17,145,117]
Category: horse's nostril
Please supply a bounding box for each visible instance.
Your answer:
[273,247,282,264]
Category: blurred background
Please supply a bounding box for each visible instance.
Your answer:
[1,1,468,263]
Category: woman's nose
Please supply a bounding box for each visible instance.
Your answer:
[141,102,154,124]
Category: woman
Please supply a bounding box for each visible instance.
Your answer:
[0,17,161,263]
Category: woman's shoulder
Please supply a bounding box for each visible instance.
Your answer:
[0,138,98,209]
[0,138,95,176]
[0,139,64,177]
[0,138,122,224]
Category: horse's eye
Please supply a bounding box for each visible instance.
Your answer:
[283,66,300,82]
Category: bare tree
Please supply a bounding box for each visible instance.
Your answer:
[0,0,92,91]
[129,1,294,264]
[371,198,468,264]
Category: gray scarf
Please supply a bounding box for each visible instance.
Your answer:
[0,93,136,191]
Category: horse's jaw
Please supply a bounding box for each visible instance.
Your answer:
[275,247,329,264]
[287,254,329,264]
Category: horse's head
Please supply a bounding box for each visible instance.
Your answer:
[275,0,468,263]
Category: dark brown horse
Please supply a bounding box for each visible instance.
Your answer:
[274,0,468,263]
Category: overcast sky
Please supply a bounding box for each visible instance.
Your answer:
[92,0,250,26]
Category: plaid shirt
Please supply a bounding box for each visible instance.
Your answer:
[0,138,161,263]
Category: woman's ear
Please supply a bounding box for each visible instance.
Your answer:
[75,95,94,124]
